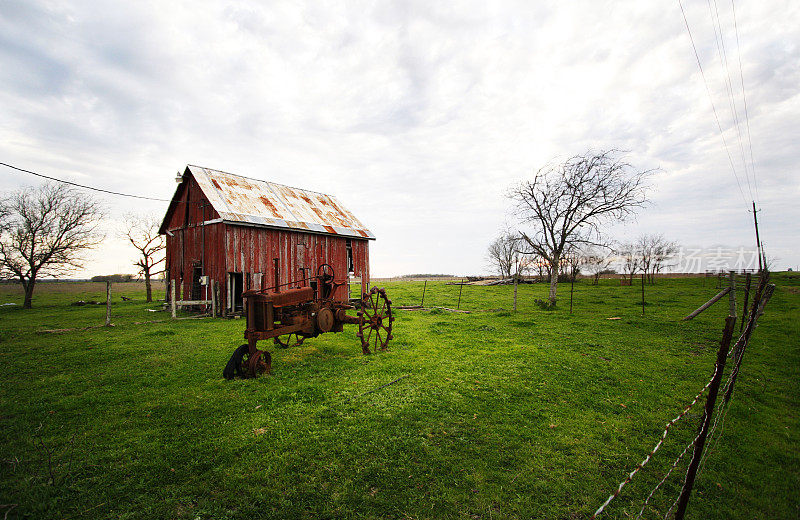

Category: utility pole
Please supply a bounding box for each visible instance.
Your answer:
[752,201,762,272]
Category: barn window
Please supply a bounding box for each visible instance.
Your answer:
[346,239,354,273]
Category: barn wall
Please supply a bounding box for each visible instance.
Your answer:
[164,222,226,302]
[165,223,370,308]
[221,224,370,306]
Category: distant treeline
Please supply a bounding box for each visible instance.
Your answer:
[90,274,138,282]
[398,274,454,279]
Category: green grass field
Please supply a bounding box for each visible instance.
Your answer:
[0,276,798,519]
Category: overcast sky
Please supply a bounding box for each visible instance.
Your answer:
[1,0,798,277]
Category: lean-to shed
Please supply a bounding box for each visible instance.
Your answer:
[159,165,374,311]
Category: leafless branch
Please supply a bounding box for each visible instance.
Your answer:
[0,184,104,308]
[122,213,166,302]
[508,150,652,303]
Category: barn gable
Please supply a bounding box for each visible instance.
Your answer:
[160,165,374,239]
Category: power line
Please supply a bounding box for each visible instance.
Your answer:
[707,0,754,201]
[0,162,170,202]
[677,0,749,207]
[731,0,759,204]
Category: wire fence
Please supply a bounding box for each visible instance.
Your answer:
[590,270,775,519]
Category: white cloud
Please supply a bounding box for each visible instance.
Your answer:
[1,0,798,277]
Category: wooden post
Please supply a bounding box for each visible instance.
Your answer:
[570,274,575,314]
[728,271,736,317]
[211,279,217,318]
[641,272,645,316]
[674,316,735,520]
[740,272,752,333]
[105,281,112,326]
[216,281,222,318]
[513,275,518,313]
[221,279,227,318]
[421,280,427,307]
[728,283,775,398]
[171,281,177,318]
[226,274,231,311]
[457,278,464,310]
[682,287,731,320]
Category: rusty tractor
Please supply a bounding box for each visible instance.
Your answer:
[223,261,394,379]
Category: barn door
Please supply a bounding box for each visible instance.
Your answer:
[192,266,202,300]
[228,272,243,312]
[296,237,307,287]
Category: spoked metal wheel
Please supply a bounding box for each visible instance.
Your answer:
[273,333,305,349]
[242,348,271,378]
[357,287,394,354]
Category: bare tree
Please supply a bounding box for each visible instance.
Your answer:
[509,150,651,304]
[637,233,679,283]
[122,214,166,302]
[487,231,534,281]
[486,233,516,279]
[651,236,679,281]
[616,241,640,283]
[637,234,656,282]
[0,184,103,308]
[581,247,613,285]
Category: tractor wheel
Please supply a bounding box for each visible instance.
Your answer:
[242,348,270,377]
[357,287,394,354]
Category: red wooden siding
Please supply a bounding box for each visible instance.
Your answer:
[165,221,370,308]
[165,175,220,231]
[220,225,369,304]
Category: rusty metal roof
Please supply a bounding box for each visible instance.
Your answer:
[186,165,375,239]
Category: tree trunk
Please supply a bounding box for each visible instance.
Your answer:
[548,258,559,304]
[144,268,153,303]
[22,277,35,309]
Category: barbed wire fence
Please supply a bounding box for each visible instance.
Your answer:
[591,270,775,519]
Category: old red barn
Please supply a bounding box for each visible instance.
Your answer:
[159,165,374,312]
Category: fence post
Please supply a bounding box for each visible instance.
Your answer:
[674,316,735,520]
[641,272,645,316]
[513,276,518,313]
[728,271,736,317]
[211,279,217,318]
[171,281,177,318]
[570,275,575,314]
[105,281,112,326]
[457,278,464,310]
[421,280,427,307]
[740,272,751,333]
[216,280,221,318]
